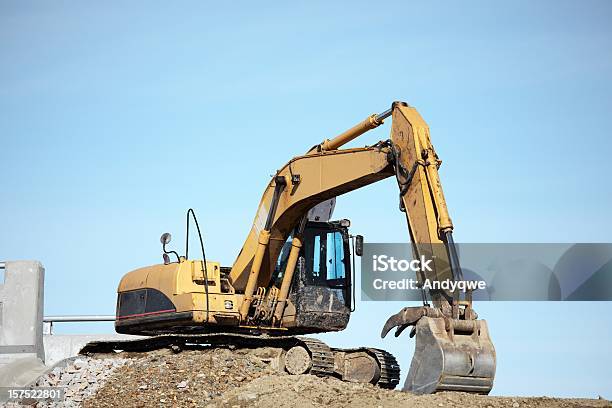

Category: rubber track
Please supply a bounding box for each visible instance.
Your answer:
[296,336,335,376]
[329,346,401,389]
[367,348,401,389]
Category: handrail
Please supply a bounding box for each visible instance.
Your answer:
[43,315,116,322]
[42,315,116,335]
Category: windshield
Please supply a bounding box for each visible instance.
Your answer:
[271,224,349,288]
[303,227,347,287]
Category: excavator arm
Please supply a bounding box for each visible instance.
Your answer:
[384,105,496,394]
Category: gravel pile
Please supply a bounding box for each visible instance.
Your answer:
[83,347,279,407]
[5,356,132,408]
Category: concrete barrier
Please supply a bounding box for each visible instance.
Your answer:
[0,261,45,365]
[0,261,46,388]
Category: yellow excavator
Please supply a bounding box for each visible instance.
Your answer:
[86,101,495,394]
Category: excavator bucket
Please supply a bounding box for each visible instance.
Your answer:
[406,316,496,394]
[382,309,496,394]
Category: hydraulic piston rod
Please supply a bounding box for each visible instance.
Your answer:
[239,176,287,321]
[273,216,308,322]
[319,105,397,151]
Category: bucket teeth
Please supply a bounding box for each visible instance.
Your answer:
[380,306,428,338]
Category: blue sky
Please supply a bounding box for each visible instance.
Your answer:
[1,0,611,398]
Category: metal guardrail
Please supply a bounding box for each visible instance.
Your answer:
[43,315,116,322]
[43,315,116,335]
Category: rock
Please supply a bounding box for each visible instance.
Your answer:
[66,364,78,373]
[176,380,189,389]
[239,392,258,401]
[74,358,88,368]
[59,373,74,385]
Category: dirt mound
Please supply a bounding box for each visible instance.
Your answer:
[220,374,610,408]
[80,348,610,408]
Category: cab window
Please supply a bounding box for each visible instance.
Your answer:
[303,228,346,286]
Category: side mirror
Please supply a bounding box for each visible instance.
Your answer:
[355,235,364,257]
[160,232,180,264]
[160,233,172,245]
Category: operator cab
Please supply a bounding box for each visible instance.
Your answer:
[272,220,359,333]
